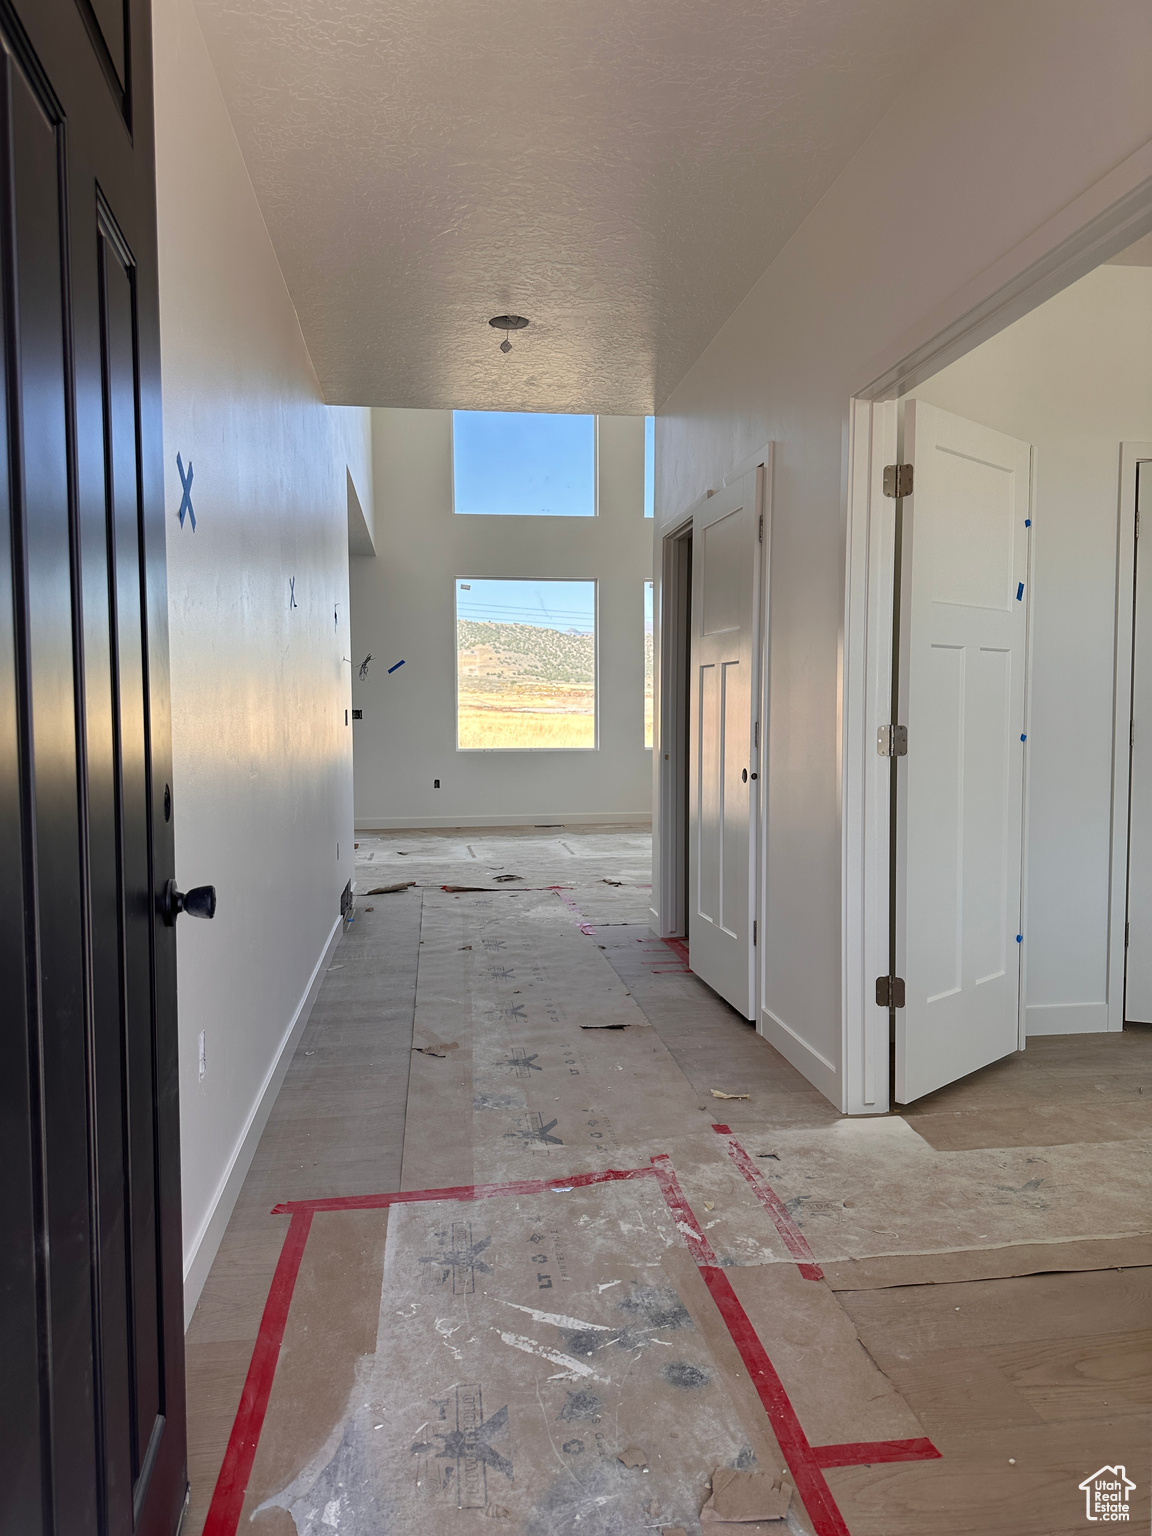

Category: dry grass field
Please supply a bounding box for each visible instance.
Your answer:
[457,683,595,749]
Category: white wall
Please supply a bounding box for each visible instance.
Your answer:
[914,264,1152,1035]
[153,0,373,1319]
[652,0,1152,1107]
[351,411,652,827]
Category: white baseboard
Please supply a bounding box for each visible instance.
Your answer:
[355,811,652,830]
[181,913,343,1327]
[1025,1000,1110,1036]
[759,1005,841,1110]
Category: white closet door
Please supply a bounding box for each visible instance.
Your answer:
[897,402,1031,1102]
[689,471,760,1018]
[1126,463,1152,1022]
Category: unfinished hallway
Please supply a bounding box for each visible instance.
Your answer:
[184,828,1152,1536]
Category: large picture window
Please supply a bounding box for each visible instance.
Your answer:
[456,578,597,749]
[452,412,596,516]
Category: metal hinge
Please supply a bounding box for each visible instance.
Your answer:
[883,463,913,498]
[758,513,763,542]
[876,975,906,1008]
[753,919,757,947]
[877,723,908,757]
[754,719,760,749]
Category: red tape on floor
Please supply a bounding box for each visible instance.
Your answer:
[712,1123,824,1279]
[813,1437,942,1469]
[203,1154,938,1536]
[649,1155,852,1536]
[202,1208,313,1536]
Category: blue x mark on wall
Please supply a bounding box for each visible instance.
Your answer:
[176,452,195,530]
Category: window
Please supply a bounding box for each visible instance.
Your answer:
[644,416,654,517]
[644,580,654,747]
[452,411,596,516]
[456,578,596,750]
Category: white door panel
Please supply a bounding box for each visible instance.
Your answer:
[690,473,760,1017]
[897,402,1030,1102]
[1126,463,1152,1021]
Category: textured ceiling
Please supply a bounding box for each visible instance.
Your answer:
[192,0,969,412]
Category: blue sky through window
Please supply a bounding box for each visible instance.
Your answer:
[456,578,596,635]
[644,417,654,517]
[453,411,595,516]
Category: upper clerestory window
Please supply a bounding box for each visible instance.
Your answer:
[452,411,596,516]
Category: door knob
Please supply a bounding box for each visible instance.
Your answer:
[161,878,217,925]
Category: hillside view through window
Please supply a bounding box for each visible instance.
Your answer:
[456,578,596,749]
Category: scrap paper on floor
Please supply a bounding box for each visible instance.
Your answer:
[700,1467,793,1524]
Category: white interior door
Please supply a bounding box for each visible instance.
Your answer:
[896,401,1031,1102]
[689,471,760,1018]
[1126,462,1152,1022]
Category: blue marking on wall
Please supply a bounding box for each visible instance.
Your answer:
[388,659,406,674]
[177,453,195,530]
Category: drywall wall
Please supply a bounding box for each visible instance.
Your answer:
[153,0,372,1320]
[351,411,652,826]
[914,263,1152,1034]
[652,0,1152,1106]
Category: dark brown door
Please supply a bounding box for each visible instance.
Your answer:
[0,0,186,1532]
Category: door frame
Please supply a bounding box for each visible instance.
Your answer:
[841,151,1152,1114]
[1117,445,1152,1025]
[654,514,694,937]
[652,445,772,953]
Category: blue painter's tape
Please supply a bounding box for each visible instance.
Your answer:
[1016,582,1024,600]
[1021,733,1027,742]
[1025,518,1031,527]
[176,452,196,530]
[1016,934,1023,943]
[388,659,406,674]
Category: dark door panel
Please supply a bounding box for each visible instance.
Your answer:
[0,0,185,1530]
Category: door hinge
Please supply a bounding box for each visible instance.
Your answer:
[883,463,913,498]
[758,513,763,542]
[754,719,760,749]
[753,919,757,947]
[876,975,906,1008]
[877,723,908,757]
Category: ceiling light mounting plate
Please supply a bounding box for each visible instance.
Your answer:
[488,314,530,331]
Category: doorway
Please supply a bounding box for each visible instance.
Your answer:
[657,522,692,939]
[849,238,1152,1109]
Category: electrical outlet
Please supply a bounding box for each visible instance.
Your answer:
[198,1031,207,1082]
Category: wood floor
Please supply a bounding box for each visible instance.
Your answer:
[182,827,1152,1536]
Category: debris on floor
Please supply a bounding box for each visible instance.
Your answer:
[493,873,524,882]
[366,880,416,894]
[411,1040,459,1057]
[618,1446,649,1469]
[701,1466,793,1524]
[711,1089,750,1100]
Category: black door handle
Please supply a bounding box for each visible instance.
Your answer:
[161,878,217,925]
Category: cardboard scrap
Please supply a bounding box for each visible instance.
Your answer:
[618,1446,649,1470]
[700,1467,793,1524]
[411,1041,459,1058]
[710,1090,750,1101]
[366,881,415,894]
